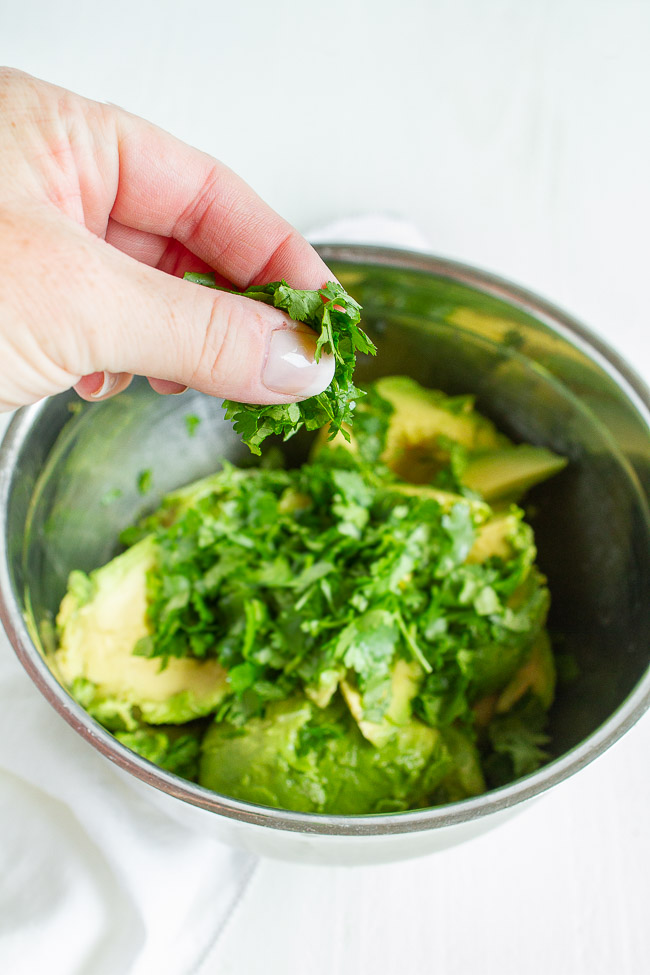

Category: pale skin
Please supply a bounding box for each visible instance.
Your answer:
[0,68,336,413]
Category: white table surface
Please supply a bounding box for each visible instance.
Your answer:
[2,1,650,973]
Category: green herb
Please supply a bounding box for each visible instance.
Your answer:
[183,274,376,454]
[185,414,201,437]
[348,384,395,465]
[137,469,153,495]
[136,446,545,731]
[296,720,346,757]
[484,697,551,784]
[115,727,201,780]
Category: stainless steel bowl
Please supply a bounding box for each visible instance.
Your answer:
[1,245,649,865]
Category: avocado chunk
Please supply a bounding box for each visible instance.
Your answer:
[437,727,486,800]
[461,445,567,503]
[467,509,533,564]
[54,535,228,729]
[311,376,508,483]
[341,658,423,747]
[304,666,345,709]
[496,629,556,712]
[374,376,508,482]
[199,696,453,814]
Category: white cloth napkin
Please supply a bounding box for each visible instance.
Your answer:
[0,653,256,975]
[0,215,429,975]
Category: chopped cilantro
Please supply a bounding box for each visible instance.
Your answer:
[484,697,551,784]
[185,414,201,437]
[137,447,546,731]
[137,469,153,495]
[183,274,376,454]
[296,720,345,757]
[115,727,201,781]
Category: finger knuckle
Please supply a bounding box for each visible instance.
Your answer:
[189,292,238,391]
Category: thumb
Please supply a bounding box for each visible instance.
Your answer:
[70,237,335,405]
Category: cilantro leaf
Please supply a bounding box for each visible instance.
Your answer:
[183,273,376,454]
[137,469,153,495]
[185,414,201,437]
[115,727,201,780]
[485,697,551,784]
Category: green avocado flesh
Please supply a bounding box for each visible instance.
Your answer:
[54,537,229,730]
[461,446,568,503]
[200,697,455,814]
[53,376,564,812]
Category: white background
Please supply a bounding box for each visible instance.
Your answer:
[2,1,650,973]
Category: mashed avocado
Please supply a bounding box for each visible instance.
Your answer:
[53,377,565,809]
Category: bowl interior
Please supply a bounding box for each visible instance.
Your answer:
[3,251,650,822]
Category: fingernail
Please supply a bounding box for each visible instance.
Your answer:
[90,371,120,398]
[263,330,335,397]
[147,378,188,395]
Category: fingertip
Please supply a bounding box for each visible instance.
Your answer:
[147,378,189,395]
[74,371,133,401]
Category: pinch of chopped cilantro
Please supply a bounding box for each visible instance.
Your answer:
[183,274,376,454]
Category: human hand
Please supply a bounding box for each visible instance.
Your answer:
[0,68,335,412]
